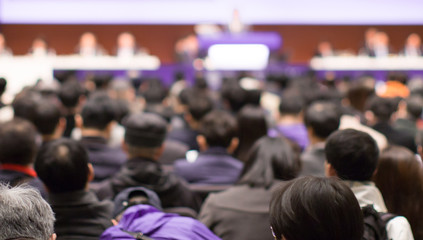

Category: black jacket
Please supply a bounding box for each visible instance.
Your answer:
[94,157,201,211]
[80,136,127,182]
[49,190,113,240]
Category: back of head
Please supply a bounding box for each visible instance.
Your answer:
[33,99,62,135]
[198,110,237,148]
[325,129,379,181]
[373,145,423,237]
[346,81,374,113]
[279,93,304,115]
[186,94,214,122]
[81,93,117,130]
[236,105,268,160]
[304,101,341,139]
[221,80,247,113]
[12,88,42,122]
[365,96,396,122]
[58,80,84,108]
[35,138,89,193]
[123,112,167,149]
[0,184,55,240]
[0,118,38,165]
[269,176,364,240]
[405,95,423,121]
[239,136,300,188]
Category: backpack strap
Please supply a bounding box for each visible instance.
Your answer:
[120,228,154,240]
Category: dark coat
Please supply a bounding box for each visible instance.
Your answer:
[49,190,114,240]
[93,157,201,211]
[299,143,326,177]
[199,182,284,240]
[0,165,47,198]
[80,136,127,182]
[372,122,417,153]
[174,147,243,185]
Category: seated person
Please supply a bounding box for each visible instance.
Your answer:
[115,32,147,58]
[174,110,243,185]
[325,129,414,240]
[32,98,66,145]
[0,33,13,56]
[93,112,201,211]
[269,176,364,240]
[35,138,114,240]
[0,118,45,195]
[268,93,309,151]
[0,184,56,240]
[78,93,127,182]
[167,92,214,150]
[199,136,300,240]
[28,36,55,57]
[300,101,340,177]
[101,187,220,240]
[402,33,423,57]
[76,32,106,56]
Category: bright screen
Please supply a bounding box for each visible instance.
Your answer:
[1,0,423,25]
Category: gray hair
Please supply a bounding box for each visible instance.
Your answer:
[0,184,55,240]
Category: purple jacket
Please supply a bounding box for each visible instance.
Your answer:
[268,124,309,151]
[101,205,221,240]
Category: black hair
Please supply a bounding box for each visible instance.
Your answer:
[140,78,168,104]
[406,95,423,120]
[0,77,7,96]
[34,138,89,193]
[235,105,268,162]
[33,99,62,135]
[269,176,364,240]
[221,79,247,113]
[0,118,38,165]
[81,93,117,130]
[198,110,237,148]
[186,94,214,122]
[12,88,42,122]
[58,80,84,108]
[238,136,300,188]
[279,93,304,115]
[365,96,396,122]
[304,101,340,139]
[325,129,379,181]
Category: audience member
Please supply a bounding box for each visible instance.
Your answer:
[94,112,201,211]
[235,105,268,162]
[300,101,340,176]
[12,88,42,122]
[373,145,423,240]
[35,138,114,240]
[268,93,309,151]
[58,79,86,137]
[78,93,126,182]
[269,176,364,240]
[168,92,214,150]
[174,110,242,184]
[0,184,56,240]
[394,95,423,138]
[199,136,300,240]
[365,96,416,152]
[325,129,414,240]
[0,118,45,192]
[32,98,65,145]
[101,187,220,240]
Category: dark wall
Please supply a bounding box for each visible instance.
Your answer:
[2,24,423,63]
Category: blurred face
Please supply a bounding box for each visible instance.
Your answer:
[80,32,97,48]
[118,32,135,48]
[375,32,389,46]
[407,33,421,47]
[32,38,47,49]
